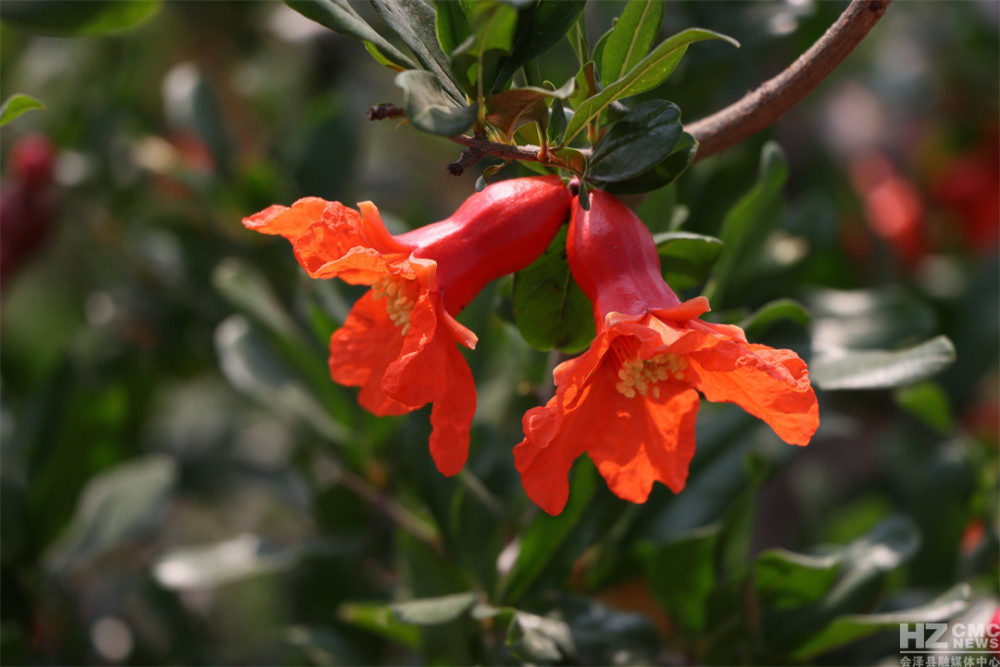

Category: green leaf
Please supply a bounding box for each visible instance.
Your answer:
[589,100,682,183]
[792,583,971,660]
[434,0,469,55]
[562,28,738,146]
[213,258,302,342]
[0,94,45,127]
[753,549,842,609]
[48,455,176,569]
[755,515,922,654]
[820,515,921,617]
[215,315,348,441]
[391,592,479,625]
[703,141,788,305]
[511,225,595,353]
[153,534,303,590]
[653,231,723,290]
[337,601,421,647]
[547,97,568,144]
[568,61,598,110]
[811,335,957,391]
[395,70,478,136]
[738,298,811,339]
[893,381,955,434]
[372,0,465,102]
[0,0,161,36]
[492,1,587,93]
[639,526,719,634]
[286,0,414,69]
[600,0,664,85]
[499,460,609,605]
[604,131,698,195]
[451,1,519,98]
[809,286,938,351]
[506,611,575,663]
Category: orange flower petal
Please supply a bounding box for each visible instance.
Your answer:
[243,197,329,240]
[587,382,699,503]
[328,292,413,417]
[515,354,625,515]
[427,342,476,476]
[686,340,819,446]
[291,204,405,279]
[381,291,445,406]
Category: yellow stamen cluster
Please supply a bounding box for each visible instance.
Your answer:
[372,273,420,335]
[615,352,688,399]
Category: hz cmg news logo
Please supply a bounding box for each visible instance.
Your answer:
[900,622,1000,651]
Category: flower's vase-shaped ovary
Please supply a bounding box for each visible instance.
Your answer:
[244,176,571,476]
[514,189,819,515]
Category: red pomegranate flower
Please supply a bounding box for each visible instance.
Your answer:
[245,176,570,475]
[515,190,819,514]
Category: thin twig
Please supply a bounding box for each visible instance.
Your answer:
[368,0,891,171]
[687,0,892,161]
[367,103,406,121]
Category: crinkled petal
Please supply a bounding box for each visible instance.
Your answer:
[515,355,625,515]
[652,295,711,322]
[328,291,413,416]
[243,197,329,240]
[686,341,819,445]
[427,343,476,476]
[381,291,445,407]
[378,291,477,475]
[307,246,400,284]
[586,383,700,503]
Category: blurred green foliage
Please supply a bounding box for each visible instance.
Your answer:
[1,1,997,665]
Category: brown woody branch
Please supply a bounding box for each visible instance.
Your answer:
[368,0,891,172]
[686,0,892,161]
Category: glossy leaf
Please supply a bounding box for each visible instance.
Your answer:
[639,526,719,634]
[0,94,45,127]
[372,0,465,102]
[391,592,479,625]
[739,298,811,339]
[810,286,938,352]
[395,70,478,137]
[893,381,954,434]
[792,583,971,660]
[434,0,469,55]
[153,534,302,590]
[48,455,176,569]
[811,335,957,390]
[512,225,595,353]
[452,1,518,97]
[604,131,698,194]
[562,28,738,146]
[215,315,348,441]
[653,231,723,290]
[285,0,414,69]
[547,97,568,144]
[337,602,421,647]
[506,610,575,663]
[0,0,161,36]
[568,61,598,110]
[704,141,788,305]
[600,0,664,85]
[499,460,607,605]
[492,0,587,93]
[753,549,842,609]
[820,515,921,617]
[589,100,683,183]
[213,258,302,342]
